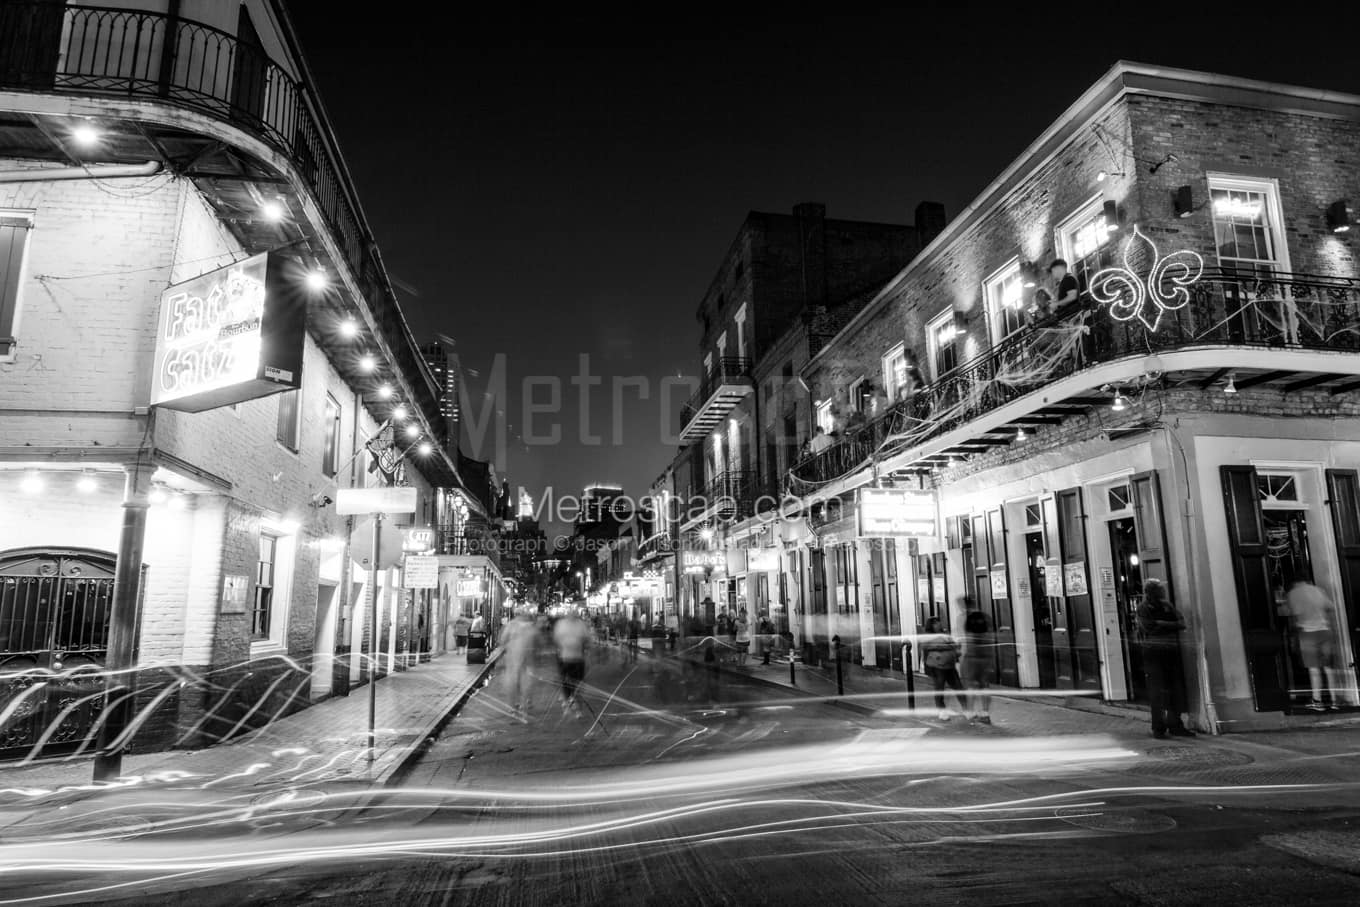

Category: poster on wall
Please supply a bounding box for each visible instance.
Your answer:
[917,577,930,604]
[403,555,438,589]
[932,576,946,604]
[1045,563,1064,597]
[989,569,1008,597]
[150,252,306,412]
[220,574,249,614]
[1064,562,1089,597]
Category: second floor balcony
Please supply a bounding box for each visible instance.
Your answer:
[791,267,1360,495]
[678,357,754,443]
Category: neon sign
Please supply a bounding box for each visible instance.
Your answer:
[1089,226,1203,332]
[857,487,937,538]
[151,253,306,412]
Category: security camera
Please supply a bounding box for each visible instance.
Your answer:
[311,492,334,508]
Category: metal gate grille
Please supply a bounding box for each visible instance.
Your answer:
[0,549,116,759]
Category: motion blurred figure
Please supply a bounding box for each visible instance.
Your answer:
[959,608,993,725]
[1283,578,1344,711]
[553,609,590,716]
[502,611,538,715]
[1137,578,1195,739]
[920,617,967,720]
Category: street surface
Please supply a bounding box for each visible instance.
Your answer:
[5,642,1360,905]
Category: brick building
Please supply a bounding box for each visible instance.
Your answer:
[782,62,1359,732]
[0,0,484,762]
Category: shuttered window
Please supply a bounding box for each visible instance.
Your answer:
[0,213,34,357]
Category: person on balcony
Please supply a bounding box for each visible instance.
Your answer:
[809,426,833,455]
[1049,259,1081,315]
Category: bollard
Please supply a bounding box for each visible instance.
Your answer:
[832,635,844,697]
[789,650,796,686]
[902,641,915,711]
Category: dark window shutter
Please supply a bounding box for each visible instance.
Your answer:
[1129,471,1172,589]
[1220,465,1288,712]
[1056,487,1100,690]
[0,218,31,354]
[1324,470,1360,684]
[985,506,1018,687]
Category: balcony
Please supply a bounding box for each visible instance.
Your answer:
[791,269,1360,495]
[678,357,754,443]
[0,3,452,480]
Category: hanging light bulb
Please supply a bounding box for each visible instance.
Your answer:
[1224,373,1237,395]
[1015,427,1027,441]
[1112,391,1127,412]
[416,440,433,457]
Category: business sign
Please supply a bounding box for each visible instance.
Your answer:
[857,487,937,537]
[336,486,418,515]
[402,528,435,552]
[220,574,249,614]
[457,578,484,597]
[682,549,726,575]
[746,548,780,572]
[403,555,438,589]
[151,252,306,412]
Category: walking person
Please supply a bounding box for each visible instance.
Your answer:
[1282,577,1345,711]
[735,610,751,665]
[920,617,967,721]
[1137,578,1195,739]
[453,613,471,654]
[626,614,640,663]
[502,611,538,716]
[553,609,590,716]
[959,609,994,725]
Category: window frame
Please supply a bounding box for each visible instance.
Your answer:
[252,522,297,650]
[703,352,713,376]
[882,342,907,401]
[276,388,301,453]
[0,210,35,362]
[815,399,834,434]
[322,393,342,477]
[925,308,959,380]
[1206,173,1292,275]
[983,258,1026,346]
[716,330,728,362]
[847,376,867,414]
[1056,193,1114,287]
[252,533,279,641]
[734,302,748,359]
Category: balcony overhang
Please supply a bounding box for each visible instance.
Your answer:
[678,382,753,443]
[791,346,1360,508]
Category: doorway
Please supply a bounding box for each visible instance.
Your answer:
[1026,530,1057,688]
[1106,517,1148,703]
[1262,507,1313,709]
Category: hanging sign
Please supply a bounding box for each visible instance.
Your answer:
[1089,226,1204,332]
[151,252,306,412]
[857,487,936,537]
[336,486,418,515]
[402,528,435,552]
[746,548,780,572]
[682,550,726,574]
[457,578,484,597]
[1063,562,1089,597]
[403,555,438,589]
[221,574,249,614]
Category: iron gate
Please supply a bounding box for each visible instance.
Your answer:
[0,548,116,759]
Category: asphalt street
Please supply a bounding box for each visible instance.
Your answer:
[8,644,1360,906]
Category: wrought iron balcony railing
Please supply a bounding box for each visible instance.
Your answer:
[678,356,754,433]
[0,2,441,441]
[790,268,1360,487]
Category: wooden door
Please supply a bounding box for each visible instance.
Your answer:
[1325,470,1360,693]
[1220,465,1289,711]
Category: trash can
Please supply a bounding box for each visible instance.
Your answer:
[467,631,488,664]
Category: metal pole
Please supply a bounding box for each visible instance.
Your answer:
[903,642,915,710]
[789,651,796,686]
[367,512,382,763]
[93,461,152,782]
[833,634,843,697]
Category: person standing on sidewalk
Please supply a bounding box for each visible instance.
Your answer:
[453,613,471,654]
[626,614,640,662]
[553,609,590,716]
[735,610,751,665]
[959,609,993,725]
[920,617,967,721]
[1137,578,1195,739]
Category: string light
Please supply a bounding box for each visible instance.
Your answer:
[404,423,421,439]
[416,441,433,456]
[392,404,408,421]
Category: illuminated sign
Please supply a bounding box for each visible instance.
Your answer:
[336,486,418,516]
[457,578,484,597]
[1089,226,1203,332]
[682,550,726,574]
[403,555,438,589]
[746,548,780,572]
[151,252,306,412]
[857,487,937,538]
[402,528,435,553]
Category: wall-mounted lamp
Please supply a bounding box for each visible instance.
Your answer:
[1015,427,1027,442]
[1102,200,1119,233]
[1173,185,1194,219]
[1111,391,1127,413]
[1327,199,1352,234]
[1095,169,1126,184]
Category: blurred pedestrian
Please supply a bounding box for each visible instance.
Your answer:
[1137,578,1195,738]
[553,610,590,716]
[735,610,751,665]
[703,638,720,704]
[626,614,640,662]
[1283,578,1344,711]
[920,617,967,720]
[758,613,775,665]
[959,609,993,725]
[453,613,471,654]
[502,611,537,715]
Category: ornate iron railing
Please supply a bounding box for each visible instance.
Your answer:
[791,269,1360,486]
[679,356,754,431]
[0,2,442,442]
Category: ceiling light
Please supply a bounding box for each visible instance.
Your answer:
[358,354,377,372]
[71,122,99,147]
[305,270,329,292]
[700,527,715,542]
[404,423,421,439]
[76,473,98,493]
[1224,374,1237,395]
[168,493,187,511]
[339,318,358,339]
[1096,170,1107,183]
[1112,392,1127,413]
[416,441,433,456]
[391,404,408,421]
[260,199,285,223]
[1016,427,1027,441]
[148,487,169,505]
[377,383,393,399]
[20,472,43,494]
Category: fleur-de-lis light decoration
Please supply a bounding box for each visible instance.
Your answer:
[1089,225,1204,332]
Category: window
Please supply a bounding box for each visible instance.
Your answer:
[717,331,728,361]
[984,260,1026,343]
[0,212,33,359]
[252,533,278,640]
[703,352,713,376]
[1107,484,1132,512]
[882,343,908,401]
[1057,196,1115,290]
[734,303,747,358]
[735,259,745,280]
[815,399,834,434]
[832,544,858,613]
[1257,473,1299,503]
[276,389,300,452]
[1208,176,1288,278]
[322,394,342,477]
[848,377,867,414]
[926,309,959,379]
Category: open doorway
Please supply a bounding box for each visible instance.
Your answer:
[1106,517,1147,703]
[1025,528,1057,688]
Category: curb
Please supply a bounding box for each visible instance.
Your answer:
[377,645,504,787]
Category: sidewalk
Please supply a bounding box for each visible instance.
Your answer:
[0,649,500,800]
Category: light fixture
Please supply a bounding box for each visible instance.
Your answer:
[1103,200,1119,233]
[1130,554,1140,567]
[76,473,98,493]
[148,487,169,505]
[404,423,421,439]
[1173,185,1194,219]
[1096,170,1107,183]
[416,441,433,457]
[305,269,328,292]
[260,199,285,223]
[700,526,715,542]
[1015,427,1027,441]
[168,493,188,511]
[1327,199,1352,234]
[339,317,359,338]
[392,404,408,421]
[71,121,99,148]
[377,383,393,399]
[1112,391,1127,413]
[358,354,377,372]
[19,472,44,494]
[1020,261,1038,289]
[1224,373,1237,395]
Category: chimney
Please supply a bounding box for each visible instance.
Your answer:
[794,202,828,309]
[914,201,947,247]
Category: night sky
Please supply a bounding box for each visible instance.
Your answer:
[288,6,1360,538]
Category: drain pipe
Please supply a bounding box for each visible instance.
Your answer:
[0,161,163,183]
